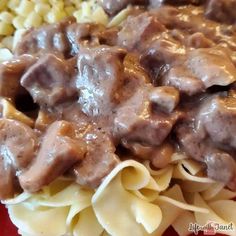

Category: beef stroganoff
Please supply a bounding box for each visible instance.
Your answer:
[0,0,236,236]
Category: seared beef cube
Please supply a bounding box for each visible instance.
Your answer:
[118,13,165,51]
[15,17,75,56]
[149,86,180,113]
[0,55,36,100]
[151,142,174,169]
[0,119,37,169]
[187,48,236,88]
[19,121,86,193]
[0,119,37,200]
[21,54,77,107]
[176,124,207,161]
[141,37,186,83]
[114,86,178,146]
[205,152,236,190]
[66,23,104,55]
[150,0,204,7]
[176,120,236,190]
[76,46,126,116]
[97,27,119,46]
[162,66,205,95]
[99,0,147,15]
[72,131,119,188]
[186,32,214,49]
[199,96,236,149]
[205,0,236,24]
[149,6,180,29]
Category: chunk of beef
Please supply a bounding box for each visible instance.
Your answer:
[0,119,37,199]
[141,36,186,84]
[205,0,236,24]
[149,6,180,29]
[124,53,150,84]
[19,121,86,193]
[162,66,205,96]
[176,124,236,190]
[15,17,75,56]
[176,124,207,161]
[149,86,180,113]
[21,54,77,108]
[143,36,186,65]
[99,0,147,15]
[72,130,119,188]
[122,140,173,168]
[97,27,119,46]
[151,142,174,168]
[118,13,165,51]
[150,0,204,7]
[120,53,150,101]
[76,46,126,116]
[16,17,105,58]
[187,48,236,88]
[66,23,104,55]
[198,96,236,149]
[205,152,236,190]
[114,86,179,146]
[186,32,214,49]
[0,55,36,101]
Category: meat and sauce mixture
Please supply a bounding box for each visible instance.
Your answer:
[1,0,236,200]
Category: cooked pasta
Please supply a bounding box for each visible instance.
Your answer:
[5,156,236,236]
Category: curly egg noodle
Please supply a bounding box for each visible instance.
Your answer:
[3,155,236,236]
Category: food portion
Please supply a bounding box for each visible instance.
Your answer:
[0,0,236,236]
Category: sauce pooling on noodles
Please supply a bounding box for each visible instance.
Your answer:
[0,0,236,200]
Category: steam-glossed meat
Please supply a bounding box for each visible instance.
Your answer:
[198,96,236,149]
[66,23,104,55]
[0,119,37,199]
[205,0,236,24]
[99,0,147,15]
[150,0,204,7]
[149,86,180,113]
[21,54,77,107]
[19,121,86,193]
[118,13,165,51]
[114,86,180,146]
[0,55,36,101]
[15,17,104,58]
[162,66,205,95]
[15,17,75,56]
[73,130,119,188]
[76,46,126,116]
[187,48,236,88]
[205,152,236,190]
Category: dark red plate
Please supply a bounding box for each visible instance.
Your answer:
[1,203,226,236]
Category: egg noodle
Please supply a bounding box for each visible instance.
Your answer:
[3,155,236,236]
[0,1,236,236]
